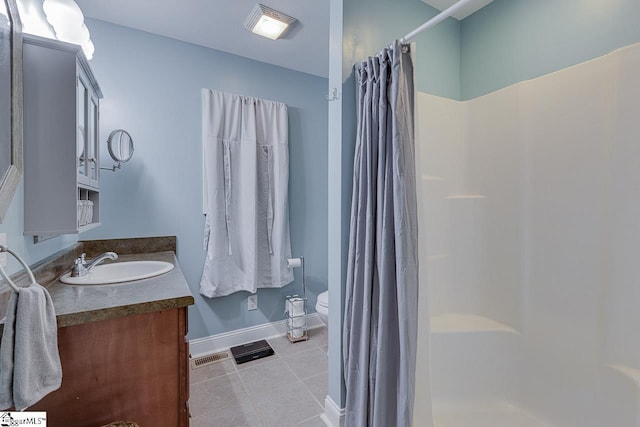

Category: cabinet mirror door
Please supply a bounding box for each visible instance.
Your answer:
[77,74,88,181]
[87,96,98,185]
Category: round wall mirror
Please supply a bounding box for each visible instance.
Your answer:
[103,129,134,171]
[107,129,134,163]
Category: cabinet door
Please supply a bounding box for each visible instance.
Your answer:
[30,309,188,426]
[87,94,99,187]
[76,72,90,186]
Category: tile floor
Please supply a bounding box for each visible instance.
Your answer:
[189,327,328,427]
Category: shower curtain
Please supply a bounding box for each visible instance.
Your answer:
[343,41,419,427]
[200,89,294,298]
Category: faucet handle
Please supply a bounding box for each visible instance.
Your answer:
[72,255,87,277]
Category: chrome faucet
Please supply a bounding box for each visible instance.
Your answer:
[71,252,118,277]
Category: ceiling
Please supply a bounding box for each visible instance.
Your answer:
[422,0,495,20]
[75,0,330,78]
[75,0,494,79]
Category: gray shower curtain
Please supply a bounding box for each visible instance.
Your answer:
[343,41,419,427]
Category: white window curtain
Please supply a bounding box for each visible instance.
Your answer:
[200,89,293,298]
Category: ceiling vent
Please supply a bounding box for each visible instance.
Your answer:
[244,4,296,40]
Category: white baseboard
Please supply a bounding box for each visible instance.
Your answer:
[322,395,345,427]
[189,313,324,357]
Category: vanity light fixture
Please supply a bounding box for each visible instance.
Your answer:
[42,0,94,59]
[244,3,296,40]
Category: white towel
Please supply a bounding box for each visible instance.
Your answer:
[0,284,62,411]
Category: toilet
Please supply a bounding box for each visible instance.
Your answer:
[315,291,329,327]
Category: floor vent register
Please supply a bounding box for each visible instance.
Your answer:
[191,351,230,369]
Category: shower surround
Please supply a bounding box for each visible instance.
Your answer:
[414,42,640,427]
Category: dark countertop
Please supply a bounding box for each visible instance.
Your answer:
[46,251,194,328]
[2,251,194,332]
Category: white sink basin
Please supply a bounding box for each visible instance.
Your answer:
[60,260,174,285]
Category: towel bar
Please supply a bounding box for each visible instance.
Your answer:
[0,245,37,292]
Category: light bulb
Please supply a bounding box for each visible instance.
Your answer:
[55,21,90,45]
[252,16,288,40]
[82,38,94,60]
[42,0,83,27]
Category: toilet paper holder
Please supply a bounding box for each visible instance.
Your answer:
[285,257,308,343]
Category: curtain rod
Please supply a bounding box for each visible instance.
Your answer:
[401,0,479,44]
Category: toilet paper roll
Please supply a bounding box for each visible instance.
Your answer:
[286,297,305,316]
[287,258,302,268]
[289,316,305,329]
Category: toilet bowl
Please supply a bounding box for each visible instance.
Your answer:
[316,291,329,327]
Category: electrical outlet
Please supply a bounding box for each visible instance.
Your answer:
[0,233,6,268]
[247,294,258,311]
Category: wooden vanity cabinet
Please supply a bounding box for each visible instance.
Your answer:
[30,307,189,426]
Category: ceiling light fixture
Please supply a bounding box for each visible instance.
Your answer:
[42,0,94,59]
[244,4,296,40]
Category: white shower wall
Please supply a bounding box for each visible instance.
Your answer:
[417,86,523,329]
[415,42,640,427]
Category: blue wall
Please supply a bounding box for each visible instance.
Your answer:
[343,0,461,98]
[461,0,640,99]
[80,19,328,340]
